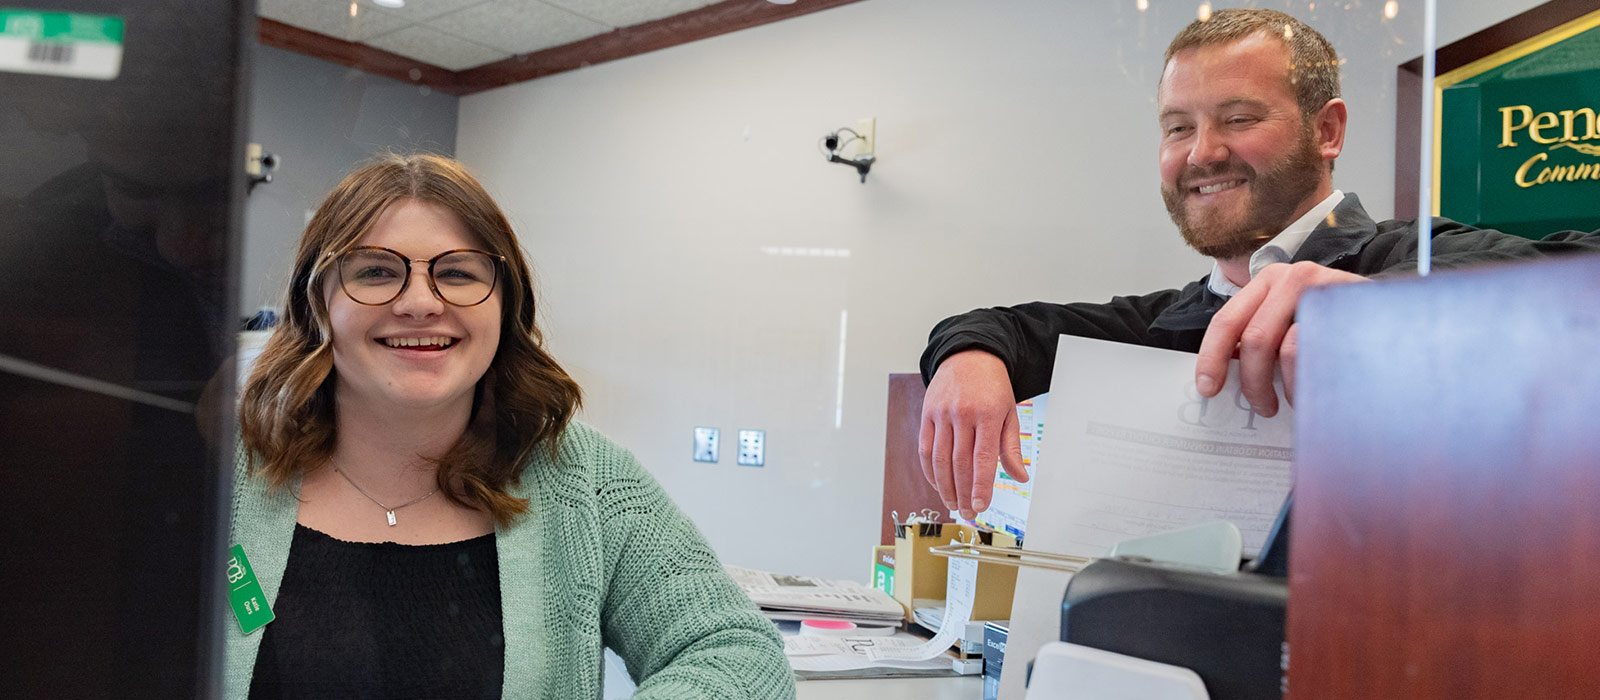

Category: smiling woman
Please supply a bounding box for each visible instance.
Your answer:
[231,153,793,699]
[321,199,507,437]
[240,154,562,528]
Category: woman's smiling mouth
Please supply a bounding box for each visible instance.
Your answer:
[378,336,457,350]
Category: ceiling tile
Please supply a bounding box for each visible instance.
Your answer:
[427,0,611,55]
[540,0,717,28]
[259,0,410,42]
[364,24,511,70]
[357,0,492,24]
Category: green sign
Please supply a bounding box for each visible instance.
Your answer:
[1439,16,1600,238]
[874,562,894,597]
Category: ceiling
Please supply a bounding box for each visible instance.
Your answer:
[258,0,725,71]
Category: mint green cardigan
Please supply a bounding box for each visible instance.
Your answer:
[224,422,795,699]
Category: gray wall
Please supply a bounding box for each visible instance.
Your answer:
[456,0,1546,581]
[237,1,1547,581]
[240,44,460,318]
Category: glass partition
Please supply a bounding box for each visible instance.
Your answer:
[0,1,248,696]
[29,0,1600,695]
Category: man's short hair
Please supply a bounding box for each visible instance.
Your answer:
[1164,8,1341,122]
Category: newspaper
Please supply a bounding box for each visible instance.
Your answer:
[725,565,905,623]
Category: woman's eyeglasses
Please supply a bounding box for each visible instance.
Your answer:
[331,246,505,307]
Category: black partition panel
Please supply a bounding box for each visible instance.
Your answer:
[0,2,249,696]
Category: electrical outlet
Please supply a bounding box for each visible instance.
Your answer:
[854,117,875,157]
[693,427,719,463]
[737,429,765,467]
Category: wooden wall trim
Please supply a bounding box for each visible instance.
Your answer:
[1393,0,1600,217]
[454,0,868,95]
[258,0,870,98]
[256,18,466,96]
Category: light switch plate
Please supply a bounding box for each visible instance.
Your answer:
[854,117,875,157]
[693,427,719,463]
[737,429,765,467]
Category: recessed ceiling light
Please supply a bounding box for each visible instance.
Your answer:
[373,0,405,8]
[767,0,797,4]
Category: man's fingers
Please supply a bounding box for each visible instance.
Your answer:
[969,417,1002,517]
[930,419,958,512]
[918,414,938,488]
[1236,268,1304,416]
[1196,282,1268,397]
[1201,263,1363,412]
[1236,323,1281,417]
[951,421,977,519]
[998,408,1029,484]
[1281,323,1298,407]
[917,350,1023,520]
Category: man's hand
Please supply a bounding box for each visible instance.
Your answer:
[919,350,1029,520]
[1195,261,1366,414]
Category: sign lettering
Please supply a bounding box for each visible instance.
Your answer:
[1498,103,1600,190]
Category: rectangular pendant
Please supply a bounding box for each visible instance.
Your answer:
[386,510,397,526]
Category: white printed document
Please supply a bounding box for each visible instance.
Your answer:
[1045,336,1294,557]
[997,335,1294,699]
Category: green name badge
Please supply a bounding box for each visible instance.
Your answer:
[226,545,274,634]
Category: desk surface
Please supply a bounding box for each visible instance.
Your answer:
[796,675,983,700]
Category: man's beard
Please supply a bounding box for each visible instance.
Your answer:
[1162,128,1324,260]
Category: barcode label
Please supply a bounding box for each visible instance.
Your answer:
[27,42,74,65]
[0,10,122,80]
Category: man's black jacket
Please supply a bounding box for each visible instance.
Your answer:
[920,193,1600,401]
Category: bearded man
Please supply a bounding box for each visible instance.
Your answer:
[917,8,1600,520]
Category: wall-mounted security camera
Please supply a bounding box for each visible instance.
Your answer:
[819,117,877,183]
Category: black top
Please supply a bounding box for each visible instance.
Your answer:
[248,524,504,700]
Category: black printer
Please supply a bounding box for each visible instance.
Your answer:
[1050,494,1294,700]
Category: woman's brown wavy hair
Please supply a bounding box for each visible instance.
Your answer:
[238,153,581,526]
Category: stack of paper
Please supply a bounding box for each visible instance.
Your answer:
[748,554,985,681]
[782,630,979,679]
[725,565,905,626]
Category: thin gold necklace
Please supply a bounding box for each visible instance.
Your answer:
[334,466,439,527]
